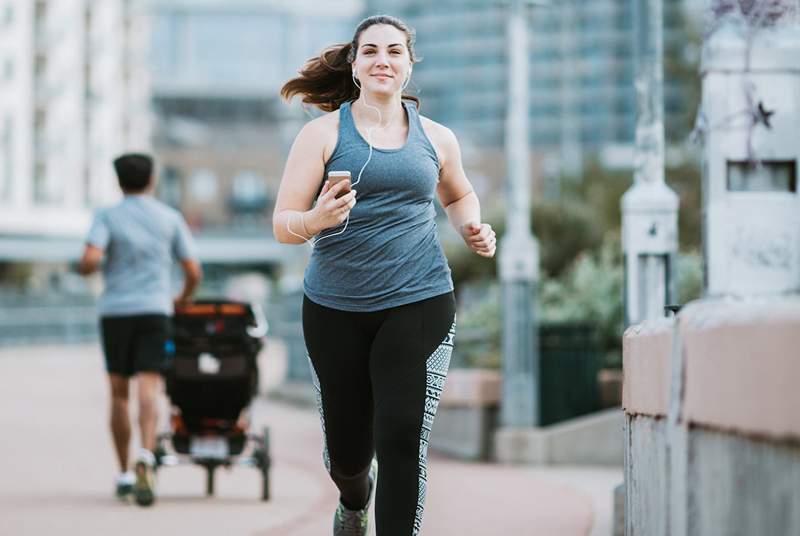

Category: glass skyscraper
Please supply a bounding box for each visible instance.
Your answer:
[365,0,697,167]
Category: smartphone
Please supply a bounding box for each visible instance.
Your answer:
[328,170,352,199]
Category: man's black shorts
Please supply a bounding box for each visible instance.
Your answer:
[100,314,171,377]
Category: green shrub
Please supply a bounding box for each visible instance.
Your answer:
[455,233,623,369]
[452,284,502,369]
[446,197,606,286]
[676,249,703,304]
[448,158,703,370]
[540,233,624,367]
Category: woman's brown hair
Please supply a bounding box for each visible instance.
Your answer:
[280,15,420,112]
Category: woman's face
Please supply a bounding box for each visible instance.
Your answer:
[352,24,412,97]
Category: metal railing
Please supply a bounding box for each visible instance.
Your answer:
[0,292,98,346]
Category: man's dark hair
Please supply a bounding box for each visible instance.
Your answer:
[113,153,154,192]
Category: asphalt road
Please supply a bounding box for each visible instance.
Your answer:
[0,343,620,535]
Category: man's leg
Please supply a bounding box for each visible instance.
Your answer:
[136,372,161,452]
[130,314,169,507]
[101,315,137,499]
[131,314,170,453]
[130,373,160,507]
[109,373,131,472]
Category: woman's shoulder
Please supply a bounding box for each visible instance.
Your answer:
[418,114,459,160]
[300,108,341,137]
[419,115,457,143]
[293,108,341,161]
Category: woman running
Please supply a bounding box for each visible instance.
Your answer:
[273,15,496,536]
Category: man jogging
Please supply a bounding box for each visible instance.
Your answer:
[78,153,202,506]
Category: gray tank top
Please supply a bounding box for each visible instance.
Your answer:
[303,100,454,312]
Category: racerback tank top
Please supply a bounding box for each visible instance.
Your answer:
[303,100,454,312]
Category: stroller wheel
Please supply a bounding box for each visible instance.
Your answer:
[154,444,167,470]
[259,426,271,501]
[206,465,216,497]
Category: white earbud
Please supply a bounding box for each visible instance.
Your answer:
[402,68,412,91]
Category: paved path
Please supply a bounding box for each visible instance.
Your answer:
[0,343,621,535]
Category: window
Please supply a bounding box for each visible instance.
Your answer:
[189,169,217,202]
[158,166,182,207]
[727,160,797,193]
[232,171,266,202]
[230,171,268,213]
[177,13,283,87]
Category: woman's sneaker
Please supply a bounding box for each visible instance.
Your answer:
[133,449,156,507]
[115,471,135,500]
[333,460,377,535]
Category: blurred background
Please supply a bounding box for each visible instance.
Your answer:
[0,0,706,380]
[4,2,800,535]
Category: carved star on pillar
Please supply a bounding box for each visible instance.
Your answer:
[754,101,775,129]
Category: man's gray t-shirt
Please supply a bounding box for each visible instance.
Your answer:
[86,195,197,317]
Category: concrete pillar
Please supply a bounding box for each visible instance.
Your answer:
[497,0,544,429]
[621,0,679,326]
[701,4,800,297]
[623,10,800,535]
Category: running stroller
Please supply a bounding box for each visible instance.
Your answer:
[155,300,271,500]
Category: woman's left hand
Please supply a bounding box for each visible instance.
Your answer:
[460,222,496,258]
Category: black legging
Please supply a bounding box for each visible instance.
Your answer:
[302,292,456,536]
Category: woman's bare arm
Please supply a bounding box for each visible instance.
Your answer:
[272,116,356,244]
[423,118,496,258]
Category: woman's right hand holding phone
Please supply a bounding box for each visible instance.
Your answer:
[306,180,356,234]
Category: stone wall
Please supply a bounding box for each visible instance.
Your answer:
[622,297,800,536]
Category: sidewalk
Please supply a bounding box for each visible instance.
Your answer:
[0,342,620,536]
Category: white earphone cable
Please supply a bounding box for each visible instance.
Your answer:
[285,68,409,247]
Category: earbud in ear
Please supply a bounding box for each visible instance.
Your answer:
[401,67,413,91]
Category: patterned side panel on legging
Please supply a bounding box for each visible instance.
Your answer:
[413,320,456,535]
[307,354,331,472]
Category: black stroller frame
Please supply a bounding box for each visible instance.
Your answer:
[155,300,272,500]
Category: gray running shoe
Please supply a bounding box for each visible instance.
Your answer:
[133,457,156,507]
[115,472,134,500]
[333,460,377,535]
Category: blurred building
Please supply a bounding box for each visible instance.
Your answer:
[0,0,150,262]
[0,0,365,285]
[149,0,363,233]
[365,0,699,178]
[0,0,149,294]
